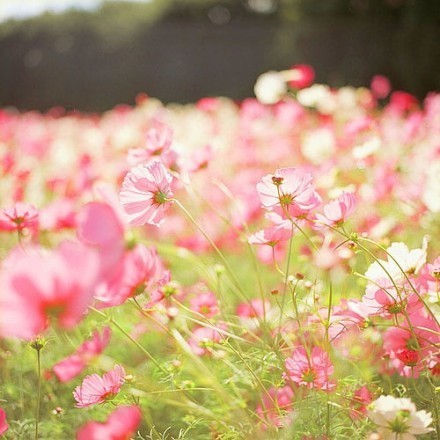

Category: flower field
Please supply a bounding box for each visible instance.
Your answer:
[0,67,439,439]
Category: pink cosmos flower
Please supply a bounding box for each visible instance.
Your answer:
[127,122,177,168]
[77,201,125,280]
[382,311,440,377]
[248,218,293,247]
[284,346,336,391]
[76,405,142,440]
[188,325,226,356]
[349,386,373,420]
[53,327,111,383]
[257,167,321,219]
[236,299,270,319]
[39,199,77,231]
[120,160,174,227]
[0,202,39,232]
[73,365,126,408]
[0,408,8,435]
[189,291,219,318]
[0,241,100,340]
[256,386,295,429]
[95,244,166,308]
[315,192,357,227]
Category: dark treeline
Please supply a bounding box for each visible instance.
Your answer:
[0,0,439,111]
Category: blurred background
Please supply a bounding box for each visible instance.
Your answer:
[0,0,439,111]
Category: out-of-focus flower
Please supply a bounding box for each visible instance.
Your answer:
[371,75,391,99]
[76,405,141,440]
[350,386,373,419]
[254,71,287,105]
[301,128,336,165]
[0,202,38,232]
[288,64,315,89]
[248,220,293,247]
[188,325,226,356]
[0,242,100,340]
[189,291,219,318]
[315,192,357,227]
[77,201,125,280]
[120,160,174,227]
[73,365,126,408]
[382,311,439,377]
[367,395,433,439]
[95,244,166,308]
[256,386,295,429]
[53,327,111,383]
[284,346,336,391]
[0,408,8,435]
[128,121,178,169]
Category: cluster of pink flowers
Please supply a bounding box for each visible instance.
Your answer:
[0,67,439,437]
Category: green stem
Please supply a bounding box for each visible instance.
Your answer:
[89,306,169,376]
[35,348,41,440]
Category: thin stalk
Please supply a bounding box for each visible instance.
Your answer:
[35,348,41,440]
[89,306,169,376]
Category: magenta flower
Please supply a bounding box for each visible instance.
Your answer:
[0,408,8,435]
[0,202,38,232]
[120,160,174,227]
[76,405,141,440]
[284,346,336,391]
[53,327,112,383]
[73,365,126,408]
[257,168,321,219]
[383,311,439,377]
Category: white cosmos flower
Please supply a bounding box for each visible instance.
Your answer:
[365,237,429,283]
[368,395,434,439]
[254,71,287,105]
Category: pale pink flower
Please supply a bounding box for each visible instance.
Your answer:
[188,325,226,356]
[284,346,336,391]
[256,386,295,429]
[189,291,219,318]
[0,202,39,232]
[53,327,111,383]
[359,278,422,319]
[315,192,357,227]
[95,244,166,308]
[257,168,321,219]
[127,122,177,168]
[0,242,100,339]
[76,405,142,440]
[77,201,125,280]
[0,408,8,435]
[248,220,293,247]
[236,299,270,319]
[73,365,126,408]
[120,160,173,227]
[39,199,76,231]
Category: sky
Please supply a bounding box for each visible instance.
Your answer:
[0,0,150,22]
